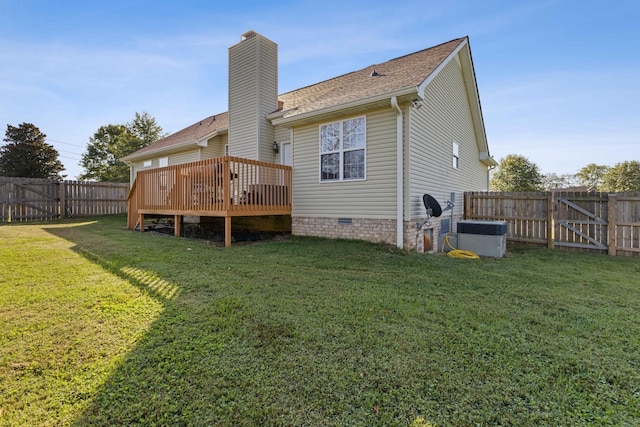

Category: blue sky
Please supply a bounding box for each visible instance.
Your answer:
[1,0,638,179]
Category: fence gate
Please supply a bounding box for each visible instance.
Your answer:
[0,177,129,222]
[0,177,60,221]
[553,192,608,252]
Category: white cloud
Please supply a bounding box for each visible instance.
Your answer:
[2,1,638,180]
[0,36,232,178]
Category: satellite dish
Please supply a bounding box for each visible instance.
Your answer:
[423,194,442,217]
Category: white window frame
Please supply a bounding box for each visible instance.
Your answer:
[143,160,152,168]
[452,141,460,170]
[319,116,366,182]
[159,157,169,168]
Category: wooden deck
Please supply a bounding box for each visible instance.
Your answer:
[127,156,292,246]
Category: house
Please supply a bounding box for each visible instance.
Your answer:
[123,30,497,251]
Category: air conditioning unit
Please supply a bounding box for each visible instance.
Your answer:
[457,220,507,258]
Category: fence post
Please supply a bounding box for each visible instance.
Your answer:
[59,180,66,218]
[463,192,470,219]
[547,192,554,249]
[608,193,617,256]
[7,180,13,223]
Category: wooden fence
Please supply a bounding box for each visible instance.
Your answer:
[0,177,129,222]
[464,191,640,256]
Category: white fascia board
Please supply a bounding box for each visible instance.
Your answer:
[266,108,298,120]
[122,127,228,161]
[480,151,498,166]
[122,140,197,161]
[270,87,417,126]
[458,42,489,154]
[417,38,468,99]
[197,126,228,146]
[417,37,492,159]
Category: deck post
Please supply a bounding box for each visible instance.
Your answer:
[225,216,232,247]
[174,215,181,237]
[138,214,144,232]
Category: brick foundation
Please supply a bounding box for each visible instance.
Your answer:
[293,215,462,252]
[405,215,462,253]
[292,217,396,245]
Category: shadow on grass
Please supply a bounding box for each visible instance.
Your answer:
[45,217,290,426]
[43,216,640,426]
[45,217,431,426]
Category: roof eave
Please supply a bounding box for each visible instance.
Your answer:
[270,87,417,127]
[121,126,228,162]
[458,39,490,155]
[480,151,499,167]
[122,139,196,162]
[196,126,228,145]
[416,37,492,161]
[417,37,468,99]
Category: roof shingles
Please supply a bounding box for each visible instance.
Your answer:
[127,37,464,158]
[277,37,465,117]
[129,112,228,157]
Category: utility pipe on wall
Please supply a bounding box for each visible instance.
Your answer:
[390,96,404,249]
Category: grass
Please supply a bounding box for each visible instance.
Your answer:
[1,215,639,426]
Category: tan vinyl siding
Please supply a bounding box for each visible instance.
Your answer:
[200,134,228,159]
[169,150,200,166]
[228,33,277,161]
[257,40,277,162]
[130,161,147,178]
[408,54,487,220]
[274,126,291,164]
[292,109,397,219]
[228,40,259,159]
[275,126,290,147]
[130,149,201,179]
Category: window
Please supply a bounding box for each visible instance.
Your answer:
[320,117,365,181]
[452,141,459,169]
[159,157,169,168]
[143,160,152,168]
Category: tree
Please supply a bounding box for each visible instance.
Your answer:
[79,125,134,182]
[128,112,165,148]
[0,123,65,179]
[542,173,578,190]
[600,161,640,192]
[490,154,544,191]
[79,112,164,182]
[576,163,608,191]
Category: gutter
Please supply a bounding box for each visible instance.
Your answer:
[270,87,416,127]
[123,159,134,187]
[479,151,498,167]
[390,96,404,250]
[121,139,199,162]
[121,127,228,162]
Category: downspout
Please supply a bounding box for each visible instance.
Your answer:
[124,160,134,187]
[391,96,404,249]
[487,164,496,190]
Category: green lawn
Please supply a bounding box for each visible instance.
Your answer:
[1,215,639,426]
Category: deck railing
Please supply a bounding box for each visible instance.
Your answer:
[128,156,292,229]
